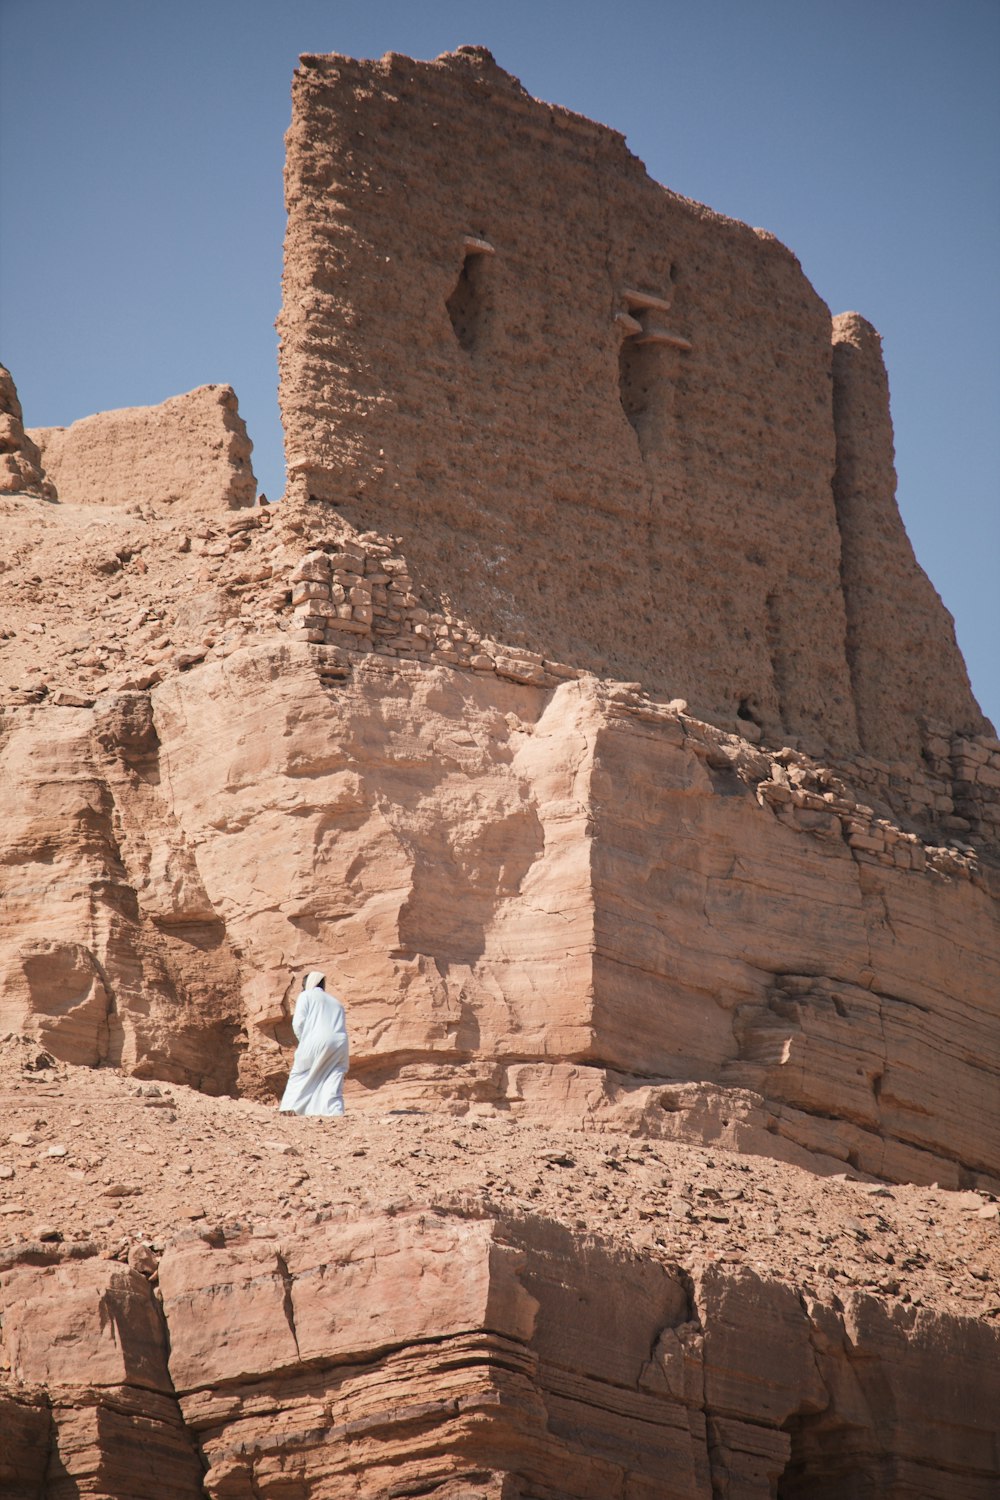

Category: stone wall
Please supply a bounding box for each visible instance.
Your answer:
[285,525,1000,856]
[29,384,256,511]
[277,45,990,766]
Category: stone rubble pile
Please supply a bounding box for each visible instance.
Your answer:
[755,750,990,886]
[837,722,1000,853]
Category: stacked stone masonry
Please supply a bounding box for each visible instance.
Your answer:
[286,531,1000,865]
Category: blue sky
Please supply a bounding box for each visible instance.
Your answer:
[2,0,997,728]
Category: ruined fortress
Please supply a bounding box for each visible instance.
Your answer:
[1,46,998,1500]
[279,46,987,768]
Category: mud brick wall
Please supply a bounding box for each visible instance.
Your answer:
[277,45,990,767]
[29,386,256,512]
[831,314,985,763]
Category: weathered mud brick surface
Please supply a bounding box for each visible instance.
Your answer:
[29,383,256,512]
[278,45,987,766]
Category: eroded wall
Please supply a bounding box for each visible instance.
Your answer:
[831,313,985,762]
[29,384,256,511]
[0,365,51,498]
[277,45,990,764]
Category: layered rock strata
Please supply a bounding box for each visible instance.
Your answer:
[6,1214,994,1500]
[1,347,998,1494]
[29,384,257,510]
[1,1048,997,1499]
[277,46,988,765]
[2,621,997,1189]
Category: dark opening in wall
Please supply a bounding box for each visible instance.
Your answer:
[618,338,661,453]
[616,284,690,459]
[447,238,494,354]
[737,696,763,729]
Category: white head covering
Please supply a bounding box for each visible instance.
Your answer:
[303,970,325,992]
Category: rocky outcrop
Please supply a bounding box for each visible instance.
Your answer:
[0,1245,207,1498]
[29,384,256,510]
[0,364,52,498]
[157,1210,999,1499]
[277,47,990,765]
[1,1203,996,1499]
[0,687,244,1092]
[1,633,997,1190]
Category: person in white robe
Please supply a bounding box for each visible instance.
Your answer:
[279,971,349,1116]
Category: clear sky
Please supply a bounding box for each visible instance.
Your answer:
[2,0,997,728]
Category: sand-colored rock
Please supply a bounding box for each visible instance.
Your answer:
[2,1040,998,1495]
[277,46,989,764]
[0,639,996,1191]
[0,364,52,498]
[29,383,256,510]
[2,1255,169,1389]
[0,694,243,1092]
[0,43,998,1498]
[0,1246,206,1498]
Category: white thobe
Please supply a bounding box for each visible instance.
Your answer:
[279,986,349,1116]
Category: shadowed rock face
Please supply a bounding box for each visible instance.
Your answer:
[1,1210,996,1499]
[278,46,989,764]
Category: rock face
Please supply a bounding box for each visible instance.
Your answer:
[1,43,999,1500]
[1,1155,996,1500]
[2,637,997,1192]
[29,383,257,510]
[154,1211,1000,1499]
[0,364,52,498]
[0,1245,207,1499]
[277,46,988,764]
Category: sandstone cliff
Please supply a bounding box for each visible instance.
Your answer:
[1,1041,997,1498]
[1,45,998,1500]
